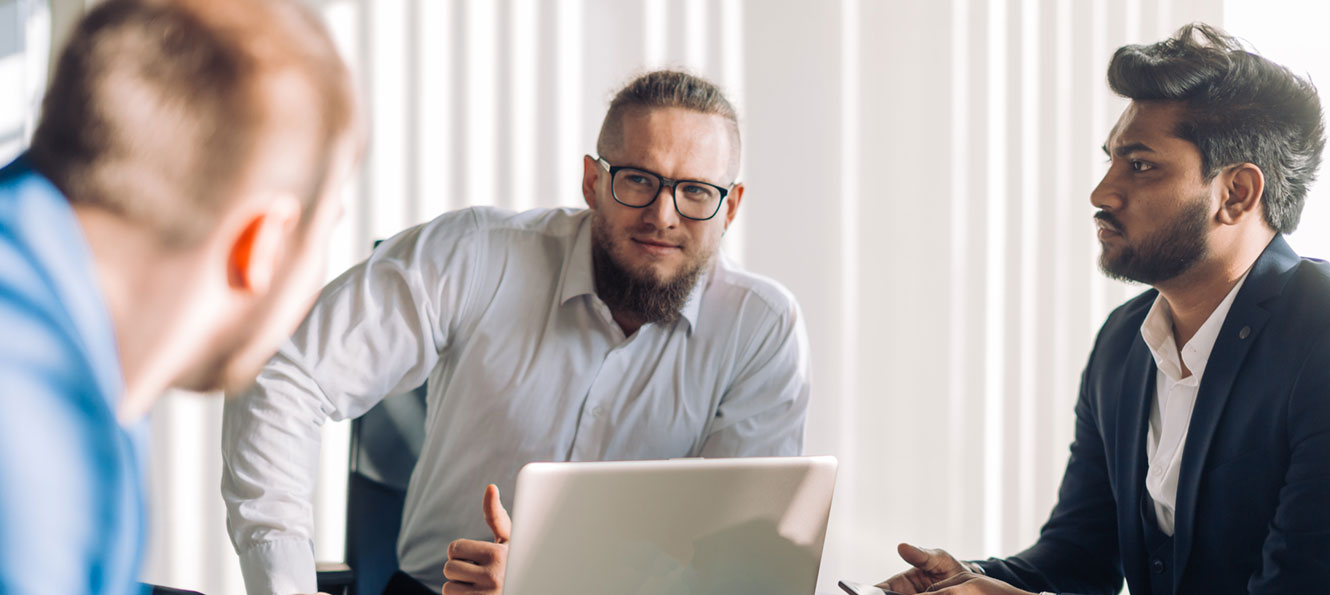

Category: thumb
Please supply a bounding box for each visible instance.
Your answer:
[898,543,934,569]
[900,542,957,574]
[483,484,512,544]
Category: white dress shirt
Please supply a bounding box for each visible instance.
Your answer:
[1139,273,1248,536]
[220,207,812,594]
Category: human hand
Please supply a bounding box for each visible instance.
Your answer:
[919,573,1035,594]
[442,484,512,594]
[874,543,973,594]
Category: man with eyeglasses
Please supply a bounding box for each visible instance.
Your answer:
[221,70,811,595]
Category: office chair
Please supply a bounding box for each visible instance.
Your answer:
[316,384,429,595]
[315,240,430,595]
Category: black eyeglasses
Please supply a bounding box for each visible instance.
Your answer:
[595,157,732,221]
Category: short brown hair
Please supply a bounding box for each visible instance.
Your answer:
[595,70,741,177]
[28,0,357,246]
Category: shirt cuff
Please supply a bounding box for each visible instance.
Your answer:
[237,538,318,595]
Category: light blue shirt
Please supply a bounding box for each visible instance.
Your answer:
[222,206,812,594]
[0,155,148,595]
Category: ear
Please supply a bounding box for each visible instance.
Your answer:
[722,183,745,231]
[227,194,303,294]
[1217,163,1264,226]
[582,155,601,209]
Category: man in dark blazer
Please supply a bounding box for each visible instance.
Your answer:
[873,23,1330,595]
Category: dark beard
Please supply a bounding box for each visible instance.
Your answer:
[1098,195,1210,285]
[592,234,705,325]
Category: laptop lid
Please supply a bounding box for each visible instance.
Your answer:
[504,456,838,595]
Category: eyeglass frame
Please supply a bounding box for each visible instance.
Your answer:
[594,156,734,221]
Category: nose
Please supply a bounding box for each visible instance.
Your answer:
[641,183,680,228]
[1090,166,1123,212]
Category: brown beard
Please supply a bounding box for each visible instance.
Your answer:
[1098,192,1210,285]
[591,215,708,325]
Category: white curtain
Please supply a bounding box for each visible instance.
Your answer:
[142,0,1229,593]
[48,1,1330,594]
[0,0,49,162]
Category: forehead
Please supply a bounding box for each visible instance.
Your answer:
[612,107,735,182]
[1105,100,1195,155]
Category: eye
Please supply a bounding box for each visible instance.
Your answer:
[625,174,653,186]
[678,184,719,203]
[1130,160,1154,172]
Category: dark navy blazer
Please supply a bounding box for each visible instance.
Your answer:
[976,235,1330,595]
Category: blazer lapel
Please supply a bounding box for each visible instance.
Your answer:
[1170,235,1300,590]
[1116,332,1156,584]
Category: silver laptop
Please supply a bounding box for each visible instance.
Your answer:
[504,456,838,595]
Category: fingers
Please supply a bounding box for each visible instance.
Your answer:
[447,537,507,569]
[925,571,980,592]
[441,582,490,595]
[898,543,962,575]
[442,557,502,590]
[875,569,932,594]
[483,484,512,544]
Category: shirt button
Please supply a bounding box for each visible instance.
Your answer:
[592,406,606,417]
[1151,558,1165,574]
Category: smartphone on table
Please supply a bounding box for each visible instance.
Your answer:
[838,580,904,595]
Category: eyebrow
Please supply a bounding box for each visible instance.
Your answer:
[617,161,727,187]
[1102,142,1156,158]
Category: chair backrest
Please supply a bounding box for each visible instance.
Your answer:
[336,238,431,595]
[349,386,428,489]
[343,384,428,595]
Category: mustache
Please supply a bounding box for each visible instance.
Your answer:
[627,227,687,246]
[1094,210,1124,233]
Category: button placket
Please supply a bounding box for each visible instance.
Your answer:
[568,344,628,459]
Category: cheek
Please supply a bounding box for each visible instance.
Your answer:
[600,208,642,239]
[686,222,723,253]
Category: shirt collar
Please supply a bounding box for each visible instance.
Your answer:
[1140,271,1250,382]
[559,211,706,332]
[559,213,597,305]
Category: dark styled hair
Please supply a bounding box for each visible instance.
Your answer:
[27,0,356,246]
[596,70,741,177]
[1107,23,1325,234]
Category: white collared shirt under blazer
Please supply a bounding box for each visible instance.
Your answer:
[1139,272,1248,536]
[220,206,812,595]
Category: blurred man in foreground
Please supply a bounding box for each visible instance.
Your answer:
[0,0,359,592]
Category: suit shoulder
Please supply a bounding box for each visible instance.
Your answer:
[1274,257,1330,333]
[1290,257,1330,297]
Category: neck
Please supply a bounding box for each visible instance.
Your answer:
[1154,229,1273,348]
[73,207,220,422]
[610,310,644,337]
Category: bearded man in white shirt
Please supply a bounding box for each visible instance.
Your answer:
[221,70,811,595]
